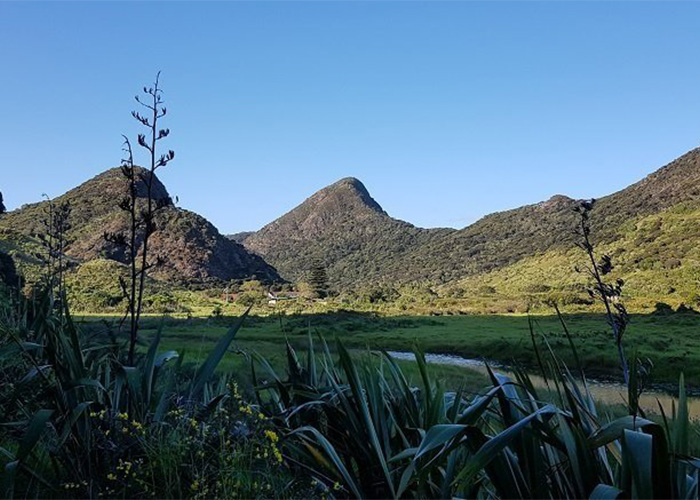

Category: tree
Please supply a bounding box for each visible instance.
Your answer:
[238,279,265,306]
[104,72,175,365]
[0,192,5,214]
[296,281,315,300]
[308,258,329,299]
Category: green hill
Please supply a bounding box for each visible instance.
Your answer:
[0,167,280,287]
[242,148,700,308]
[242,177,452,288]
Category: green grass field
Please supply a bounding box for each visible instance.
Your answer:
[81,309,700,390]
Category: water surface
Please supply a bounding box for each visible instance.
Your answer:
[387,351,700,420]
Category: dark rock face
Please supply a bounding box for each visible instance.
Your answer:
[0,167,279,284]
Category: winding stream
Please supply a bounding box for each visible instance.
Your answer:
[386,351,700,420]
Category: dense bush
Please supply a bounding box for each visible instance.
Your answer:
[358,285,400,304]
[523,283,551,293]
[0,293,312,498]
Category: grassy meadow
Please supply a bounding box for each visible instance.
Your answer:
[128,310,700,448]
[79,309,700,390]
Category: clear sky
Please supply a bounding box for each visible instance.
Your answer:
[2,2,700,233]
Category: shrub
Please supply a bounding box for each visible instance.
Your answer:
[653,301,675,315]
[237,291,263,307]
[358,285,400,304]
[676,303,699,315]
[240,280,264,293]
[477,284,496,295]
[665,257,682,269]
[523,283,551,293]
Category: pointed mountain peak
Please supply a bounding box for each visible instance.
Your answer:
[3,166,173,231]
[332,176,365,188]
[76,166,172,205]
[536,194,575,209]
[315,176,384,214]
[242,174,438,284]
[242,175,399,269]
[548,194,573,203]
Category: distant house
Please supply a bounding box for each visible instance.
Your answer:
[267,290,301,305]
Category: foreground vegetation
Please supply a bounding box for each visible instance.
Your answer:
[3,289,700,498]
[4,225,699,499]
[5,211,700,499]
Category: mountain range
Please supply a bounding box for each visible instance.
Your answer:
[235,147,700,303]
[3,147,700,306]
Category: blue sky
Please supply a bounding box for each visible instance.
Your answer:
[2,2,700,233]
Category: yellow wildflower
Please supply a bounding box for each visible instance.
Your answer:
[231,382,241,399]
[264,430,279,443]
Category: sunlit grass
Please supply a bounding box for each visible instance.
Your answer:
[105,310,700,387]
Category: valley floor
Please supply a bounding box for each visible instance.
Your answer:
[79,310,700,391]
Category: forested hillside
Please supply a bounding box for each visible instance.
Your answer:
[242,148,700,306]
[0,167,279,286]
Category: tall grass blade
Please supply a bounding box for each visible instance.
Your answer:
[190,307,249,397]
